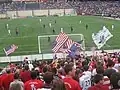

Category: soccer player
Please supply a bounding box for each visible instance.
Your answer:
[49,23,52,28]
[43,24,45,28]
[48,36,50,42]
[86,24,88,30]
[16,27,19,36]
[79,20,82,24]
[39,19,41,23]
[55,20,56,24]
[8,29,11,36]
[61,28,63,32]
[24,70,43,90]
[71,26,73,33]
[63,64,82,90]
[112,24,114,30]
[5,23,9,30]
[53,28,55,34]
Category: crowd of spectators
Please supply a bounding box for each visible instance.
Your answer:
[0,1,120,16]
[0,51,120,90]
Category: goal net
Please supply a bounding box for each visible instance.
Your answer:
[38,34,85,53]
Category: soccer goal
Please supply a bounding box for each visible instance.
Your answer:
[38,34,85,53]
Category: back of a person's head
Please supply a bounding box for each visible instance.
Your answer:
[104,68,116,79]
[64,64,73,75]
[96,66,104,74]
[24,64,29,71]
[83,65,89,71]
[14,72,20,79]
[43,66,48,73]
[1,69,6,74]
[9,83,22,90]
[94,74,103,84]
[107,59,114,67]
[110,72,120,89]
[52,79,66,90]
[51,68,57,75]
[96,62,103,67]
[43,72,53,84]
[60,62,64,67]
[31,70,37,79]
[6,68,11,74]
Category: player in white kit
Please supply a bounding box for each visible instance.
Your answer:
[112,24,114,30]
[49,23,52,28]
[8,29,11,36]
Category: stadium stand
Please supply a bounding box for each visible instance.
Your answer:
[0,1,120,17]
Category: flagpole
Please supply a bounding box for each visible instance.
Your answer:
[6,55,11,63]
[63,51,66,61]
[73,59,76,69]
[3,48,11,63]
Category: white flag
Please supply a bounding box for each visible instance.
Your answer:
[92,26,113,49]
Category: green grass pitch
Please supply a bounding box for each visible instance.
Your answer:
[0,16,120,56]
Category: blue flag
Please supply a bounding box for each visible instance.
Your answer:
[68,43,78,58]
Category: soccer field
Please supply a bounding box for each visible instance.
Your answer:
[0,16,120,56]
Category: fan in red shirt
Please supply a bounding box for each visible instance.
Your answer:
[2,69,14,90]
[24,70,43,90]
[20,64,31,83]
[0,70,7,90]
[0,75,5,90]
[88,74,109,90]
[63,64,82,90]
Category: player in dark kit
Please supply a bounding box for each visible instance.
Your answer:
[16,27,19,36]
[55,20,56,24]
[48,36,50,42]
[71,26,73,32]
[86,24,88,30]
[43,24,45,28]
[52,28,55,34]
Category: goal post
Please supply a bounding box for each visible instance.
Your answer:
[38,34,85,54]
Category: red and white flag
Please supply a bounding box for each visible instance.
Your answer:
[3,44,18,56]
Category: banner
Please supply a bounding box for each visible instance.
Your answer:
[92,26,113,49]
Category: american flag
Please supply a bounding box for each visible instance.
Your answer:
[52,32,81,53]
[52,32,69,52]
[3,44,18,56]
[65,38,74,49]
[55,32,68,42]
[59,38,74,53]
